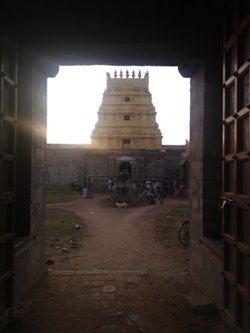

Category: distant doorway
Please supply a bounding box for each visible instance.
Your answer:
[119,162,132,176]
[122,139,131,150]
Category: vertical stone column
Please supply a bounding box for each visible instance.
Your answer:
[188,56,223,308]
[14,54,59,303]
[189,65,205,291]
[30,68,47,241]
[203,59,222,238]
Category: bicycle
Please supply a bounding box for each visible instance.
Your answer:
[178,218,190,247]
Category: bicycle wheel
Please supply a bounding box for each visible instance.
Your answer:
[178,220,190,247]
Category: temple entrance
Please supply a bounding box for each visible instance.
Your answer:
[116,156,135,183]
[1,1,249,332]
[119,162,132,177]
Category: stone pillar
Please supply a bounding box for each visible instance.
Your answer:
[180,52,223,309]
[200,57,223,308]
[14,53,59,303]
[189,64,205,291]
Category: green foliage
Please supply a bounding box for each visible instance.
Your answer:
[45,208,81,237]
[155,207,189,248]
[45,208,86,257]
[46,186,81,203]
[155,214,178,248]
[165,207,189,218]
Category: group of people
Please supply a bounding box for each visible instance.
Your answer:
[82,176,185,201]
[162,177,185,198]
[142,177,186,205]
[143,179,164,205]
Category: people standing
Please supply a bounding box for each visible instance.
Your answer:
[163,178,170,198]
[86,177,93,198]
[107,178,114,193]
[83,176,93,199]
[82,177,87,199]
[173,178,181,197]
[143,187,156,205]
[155,181,164,205]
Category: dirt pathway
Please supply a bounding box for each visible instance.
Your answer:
[6,194,226,333]
[50,194,184,274]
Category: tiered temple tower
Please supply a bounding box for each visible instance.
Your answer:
[91,70,162,149]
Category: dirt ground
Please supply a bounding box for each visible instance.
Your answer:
[6,194,227,333]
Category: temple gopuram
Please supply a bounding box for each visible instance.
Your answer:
[91,70,162,150]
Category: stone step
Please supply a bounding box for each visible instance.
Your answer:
[185,288,217,316]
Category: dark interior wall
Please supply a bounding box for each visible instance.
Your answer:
[203,53,223,239]
[17,1,226,66]
[201,53,224,308]
[188,43,224,308]
[16,56,32,237]
[188,62,223,308]
[14,58,48,303]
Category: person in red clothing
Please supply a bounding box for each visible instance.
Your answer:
[173,178,181,197]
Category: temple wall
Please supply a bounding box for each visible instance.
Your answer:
[46,145,185,192]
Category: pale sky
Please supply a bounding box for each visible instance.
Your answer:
[47,65,190,145]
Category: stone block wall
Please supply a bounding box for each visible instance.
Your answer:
[46,146,184,192]
[14,59,48,303]
[189,60,223,309]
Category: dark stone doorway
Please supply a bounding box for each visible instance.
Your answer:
[119,162,132,176]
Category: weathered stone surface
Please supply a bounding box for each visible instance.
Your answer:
[126,277,141,284]
[99,324,122,333]
[75,270,110,275]
[185,289,217,316]
[14,68,48,304]
[102,293,115,300]
[100,300,115,309]
[103,285,116,293]
[90,281,104,287]
[51,270,75,276]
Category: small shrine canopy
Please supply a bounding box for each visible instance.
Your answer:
[116,155,135,162]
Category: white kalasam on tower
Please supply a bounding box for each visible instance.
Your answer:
[91,70,162,149]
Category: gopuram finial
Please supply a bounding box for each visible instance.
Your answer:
[112,69,145,79]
